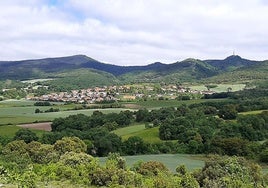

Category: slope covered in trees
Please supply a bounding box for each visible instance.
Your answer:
[0,55,267,86]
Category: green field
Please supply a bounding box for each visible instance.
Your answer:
[0,100,134,125]
[0,98,227,125]
[113,124,162,143]
[100,154,205,172]
[0,125,44,137]
[112,124,146,137]
[190,83,245,92]
[135,99,206,109]
[239,110,267,115]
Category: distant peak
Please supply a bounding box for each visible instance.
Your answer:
[225,55,242,60]
[183,58,196,61]
[152,62,163,65]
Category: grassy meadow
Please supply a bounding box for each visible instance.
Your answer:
[113,124,162,143]
[0,125,44,137]
[135,99,208,109]
[0,99,133,125]
[0,98,228,125]
[190,83,245,92]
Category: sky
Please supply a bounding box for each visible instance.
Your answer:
[0,0,268,65]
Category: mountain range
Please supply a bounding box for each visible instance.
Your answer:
[0,55,267,86]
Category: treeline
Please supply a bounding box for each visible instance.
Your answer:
[203,87,268,100]
[35,107,60,113]
[0,137,267,187]
[0,89,27,99]
[34,101,51,106]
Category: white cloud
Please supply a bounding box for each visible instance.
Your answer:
[0,0,268,65]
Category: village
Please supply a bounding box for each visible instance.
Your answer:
[27,84,216,104]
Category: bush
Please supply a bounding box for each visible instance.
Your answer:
[53,137,87,155]
[137,161,169,176]
[13,129,38,144]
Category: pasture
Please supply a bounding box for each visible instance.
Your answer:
[190,83,245,92]
[113,124,162,143]
[135,99,203,109]
[0,125,44,137]
[0,99,134,125]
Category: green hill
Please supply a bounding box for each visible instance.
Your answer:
[205,60,268,83]
[44,69,120,90]
[0,54,267,86]
[119,58,219,83]
[205,55,260,72]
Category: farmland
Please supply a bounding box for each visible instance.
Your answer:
[0,125,44,137]
[189,83,246,92]
[0,99,133,125]
[0,98,230,125]
[113,124,162,143]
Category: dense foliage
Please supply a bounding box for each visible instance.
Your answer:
[14,92,266,161]
[0,138,266,187]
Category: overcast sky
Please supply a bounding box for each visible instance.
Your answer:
[1,0,268,65]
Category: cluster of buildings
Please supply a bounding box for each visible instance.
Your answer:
[27,84,216,103]
[28,87,117,103]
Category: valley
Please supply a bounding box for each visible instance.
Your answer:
[0,55,268,187]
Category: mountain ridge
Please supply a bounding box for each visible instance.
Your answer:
[0,55,266,84]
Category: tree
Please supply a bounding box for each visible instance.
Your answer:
[205,84,217,91]
[35,108,41,113]
[27,141,59,164]
[102,121,118,131]
[2,140,28,156]
[218,104,238,120]
[2,140,31,168]
[53,136,87,155]
[123,136,147,155]
[13,129,38,143]
[196,156,264,188]
[136,161,169,176]
[210,137,249,156]
[93,133,122,156]
[135,108,149,122]
[259,149,268,163]
[59,151,93,167]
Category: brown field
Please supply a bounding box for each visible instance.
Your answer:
[17,122,52,131]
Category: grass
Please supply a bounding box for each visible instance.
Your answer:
[0,98,230,125]
[0,99,134,125]
[100,154,205,172]
[135,99,203,109]
[112,124,146,136]
[239,110,267,115]
[0,125,44,138]
[113,124,161,143]
[0,99,36,107]
[134,98,230,109]
[190,83,245,92]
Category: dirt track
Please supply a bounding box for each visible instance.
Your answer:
[17,122,52,131]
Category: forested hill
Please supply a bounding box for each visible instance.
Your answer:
[0,55,167,79]
[0,54,266,82]
[204,55,260,71]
